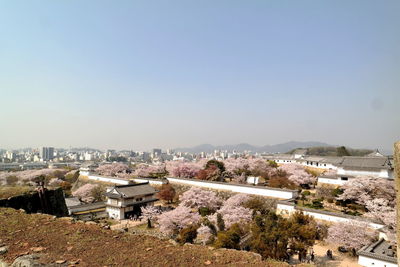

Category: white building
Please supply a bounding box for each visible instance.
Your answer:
[105,182,158,220]
[358,239,397,267]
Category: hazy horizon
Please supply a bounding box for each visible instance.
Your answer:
[1,1,399,151]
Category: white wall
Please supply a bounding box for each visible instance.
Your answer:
[87,174,131,185]
[133,178,165,185]
[317,177,347,186]
[358,255,398,267]
[337,167,391,179]
[167,177,298,199]
[276,203,384,230]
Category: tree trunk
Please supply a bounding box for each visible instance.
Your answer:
[394,142,400,265]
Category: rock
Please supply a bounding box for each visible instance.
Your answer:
[59,217,74,222]
[0,246,8,255]
[30,247,45,252]
[66,246,73,252]
[84,221,97,225]
[55,260,66,264]
[11,254,43,267]
[145,248,152,251]
[69,259,80,265]
[204,260,212,265]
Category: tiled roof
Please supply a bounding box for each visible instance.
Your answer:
[358,239,397,263]
[340,156,392,170]
[105,182,158,199]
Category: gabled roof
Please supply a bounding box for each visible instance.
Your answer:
[366,149,384,157]
[339,156,392,171]
[358,239,397,263]
[105,182,158,199]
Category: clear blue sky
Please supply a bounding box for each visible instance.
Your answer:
[1,1,399,151]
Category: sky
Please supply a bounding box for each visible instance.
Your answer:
[0,1,399,152]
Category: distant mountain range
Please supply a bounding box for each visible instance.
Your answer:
[174,141,332,154]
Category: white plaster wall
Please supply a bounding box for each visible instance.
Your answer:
[133,178,164,185]
[167,177,297,199]
[337,168,390,179]
[87,175,130,185]
[358,255,398,267]
[106,206,122,220]
[317,177,346,186]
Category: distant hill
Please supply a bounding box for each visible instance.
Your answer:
[175,141,331,154]
[287,146,374,157]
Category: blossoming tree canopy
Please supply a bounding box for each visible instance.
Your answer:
[179,187,222,210]
[278,163,315,186]
[157,205,201,236]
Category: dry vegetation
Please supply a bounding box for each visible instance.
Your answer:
[0,186,34,199]
[0,208,314,267]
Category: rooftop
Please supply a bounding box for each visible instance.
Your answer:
[105,182,158,199]
[358,239,397,263]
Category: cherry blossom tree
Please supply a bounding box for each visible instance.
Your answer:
[196,224,213,245]
[95,163,130,177]
[157,205,201,236]
[338,177,396,207]
[326,221,377,250]
[72,184,100,203]
[207,194,253,229]
[364,198,396,229]
[134,164,167,178]
[0,169,67,185]
[278,164,315,186]
[48,178,63,187]
[140,205,162,222]
[233,173,247,184]
[166,161,202,178]
[179,187,222,210]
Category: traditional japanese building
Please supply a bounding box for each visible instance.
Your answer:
[358,238,398,267]
[105,182,158,220]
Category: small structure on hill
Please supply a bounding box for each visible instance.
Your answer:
[105,182,158,220]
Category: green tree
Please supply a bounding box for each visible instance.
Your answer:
[216,213,225,231]
[337,146,351,156]
[214,224,242,249]
[205,160,225,173]
[177,225,198,244]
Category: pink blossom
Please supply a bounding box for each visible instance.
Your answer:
[96,163,130,177]
[134,164,167,178]
[196,225,213,245]
[166,161,202,178]
[72,183,99,203]
[326,221,377,250]
[278,163,315,186]
[157,205,201,236]
[140,205,162,221]
[338,177,395,207]
[179,187,222,210]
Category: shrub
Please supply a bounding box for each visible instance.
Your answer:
[214,224,242,249]
[177,225,199,244]
[302,190,311,196]
[198,207,212,217]
[216,213,225,231]
[6,175,18,185]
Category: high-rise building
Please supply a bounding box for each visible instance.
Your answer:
[40,147,54,161]
[152,148,162,157]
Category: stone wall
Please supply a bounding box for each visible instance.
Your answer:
[0,188,68,217]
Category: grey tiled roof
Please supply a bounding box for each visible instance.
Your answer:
[105,182,158,199]
[340,156,392,170]
[358,239,397,263]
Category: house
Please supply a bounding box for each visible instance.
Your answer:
[79,163,99,176]
[358,239,397,267]
[105,182,158,220]
[336,156,393,179]
[68,202,107,221]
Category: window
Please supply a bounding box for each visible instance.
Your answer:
[341,177,348,181]
[136,197,143,202]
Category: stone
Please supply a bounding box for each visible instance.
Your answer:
[11,254,42,267]
[55,260,66,264]
[204,260,212,265]
[0,246,8,255]
[30,247,45,252]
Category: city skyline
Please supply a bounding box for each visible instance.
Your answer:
[1,1,399,151]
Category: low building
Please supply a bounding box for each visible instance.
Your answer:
[336,156,393,179]
[105,182,158,220]
[68,201,107,221]
[358,239,397,267]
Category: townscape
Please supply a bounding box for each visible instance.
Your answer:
[1,1,399,266]
[0,144,398,267]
